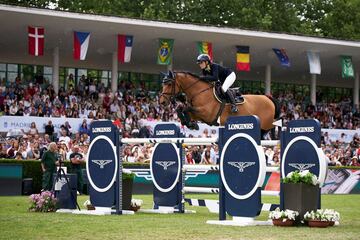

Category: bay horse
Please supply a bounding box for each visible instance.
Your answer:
[159,71,279,131]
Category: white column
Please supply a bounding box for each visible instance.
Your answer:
[311,74,317,105]
[265,64,271,95]
[52,47,59,94]
[111,52,118,93]
[354,72,359,107]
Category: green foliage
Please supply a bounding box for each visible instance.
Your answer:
[1,0,359,40]
[281,170,318,185]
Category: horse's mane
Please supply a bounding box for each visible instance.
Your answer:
[174,71,200,79]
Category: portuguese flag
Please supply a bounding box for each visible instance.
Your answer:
[197,41,213,60]
[236,46,250,71]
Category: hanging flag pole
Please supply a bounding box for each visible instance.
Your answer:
[118,35,133,63]
[307,51,321,75]
[157,39,174,65]
[73,31,90,60]
[28,26,44,56]
[273,48,290,67]
[197,41,213,60]
[236,46,250,71]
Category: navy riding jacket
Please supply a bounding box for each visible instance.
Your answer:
[200,63,233,83]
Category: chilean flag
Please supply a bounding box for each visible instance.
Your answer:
[73,31,90,60]
[118,35,133,63]
[28,26,44,56]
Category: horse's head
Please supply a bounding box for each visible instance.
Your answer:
[159,70,180,106]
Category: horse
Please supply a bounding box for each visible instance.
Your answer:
[159,71,280,132]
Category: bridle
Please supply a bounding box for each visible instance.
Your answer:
[160,71,213,105]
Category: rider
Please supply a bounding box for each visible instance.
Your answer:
[197,54,241,113]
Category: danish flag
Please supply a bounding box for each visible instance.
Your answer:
[28,26,44,56]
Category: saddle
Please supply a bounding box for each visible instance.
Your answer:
[213,82,245,105]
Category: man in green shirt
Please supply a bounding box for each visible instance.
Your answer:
[41,142,58,191]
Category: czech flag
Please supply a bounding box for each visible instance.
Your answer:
[28,26,44,56]
[73,31,90,60]
[236,46,250,71]
[197,41,213,60]
[118,35,133,63]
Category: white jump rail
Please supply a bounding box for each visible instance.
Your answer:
[183,165,280,173]
[121,137,217,144]
[121,138,279,146]
[183,186,280,197]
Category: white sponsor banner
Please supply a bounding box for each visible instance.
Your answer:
[0,116,89,134]
[321,128,359,143]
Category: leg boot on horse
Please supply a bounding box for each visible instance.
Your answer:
[176,105,199,130]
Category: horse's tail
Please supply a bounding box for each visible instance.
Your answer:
[266,95,280,120]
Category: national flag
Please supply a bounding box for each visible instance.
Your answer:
[157,39,174,65]
[307,51,321,75]
[341,56,354,78]
[118,35,133,63]
[73,31,90,60]
[273,48,290,67]
[28,26,44,56]
[236,46,250,71]
[197,41,213,60]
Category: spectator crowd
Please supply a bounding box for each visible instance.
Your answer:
[0,75,359,167]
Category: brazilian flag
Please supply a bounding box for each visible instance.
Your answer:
[157,39,174,65]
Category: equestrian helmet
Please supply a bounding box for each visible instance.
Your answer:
[196,54,211,63]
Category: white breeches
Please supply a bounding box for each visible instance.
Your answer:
[221,72,236,92]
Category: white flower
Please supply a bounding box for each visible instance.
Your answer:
[299,170,310,177]
[269,208,299,220]
[83,199,91,207]
[131,199,143,207]
[286,171,294,178]
[311,175,319,185]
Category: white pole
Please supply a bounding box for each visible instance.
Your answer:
[52,47,59,94]
[121,137,217,144]
[311,74,316,105]
[354,72,359,107]
[111,52,118,93]
[265,64,271,95]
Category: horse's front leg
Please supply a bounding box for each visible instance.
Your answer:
[176,105,199,130]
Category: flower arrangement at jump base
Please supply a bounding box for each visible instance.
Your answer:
[29,191,57,212]
[130,199,143,212]
[269,208,299,226]
[282,170,319,186]
[304,209,340,228]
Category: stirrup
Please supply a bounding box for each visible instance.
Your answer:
[231,104,238,113]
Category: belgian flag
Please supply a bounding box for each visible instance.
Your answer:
[236,46,250,71]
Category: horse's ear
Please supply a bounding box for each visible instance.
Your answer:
[168,70,174,79]
[160,72,166,77]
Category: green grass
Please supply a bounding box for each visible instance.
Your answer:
[0,194,359,240]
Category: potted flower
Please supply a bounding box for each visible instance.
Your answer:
[281,170,320,221]
[304,209,340,227]
[269,208,299,226]
[122,170,136,210]
[130,199,143,212]
[29,191,58,212]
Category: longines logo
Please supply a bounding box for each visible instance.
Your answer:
[92,127,112,133]
[289,127,314,133]
[289,163,315,171]
[228,123,254,130]
[156,130,175,136]
[155,161,176,170]
[228,161,255,172]
[92,160,112,169]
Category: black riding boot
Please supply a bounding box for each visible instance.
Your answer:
[226,91,238,113]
